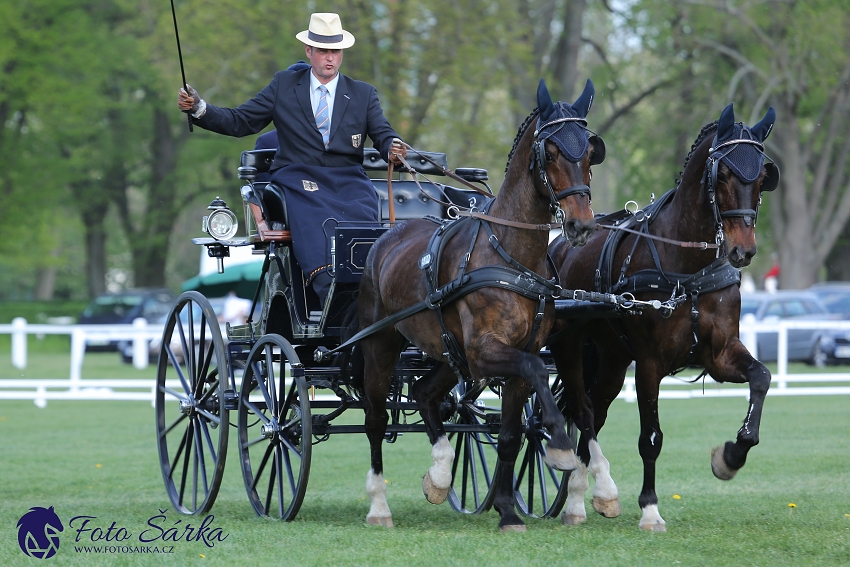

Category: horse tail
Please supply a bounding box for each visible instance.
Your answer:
[338,297,365,398]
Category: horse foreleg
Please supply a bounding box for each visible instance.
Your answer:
[473,342,577,470]
[410,363,458,504]
[709,345,771,480]
[588,438,620,518]
[492,382,528,532]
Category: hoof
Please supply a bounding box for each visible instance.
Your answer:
[422,473,449,505]
[367,515,394,528]
[711,445,738,480]
[543,447,578,471]
[499,524,527,533]
[639,520,667,532]
[560,512,587,525]
[592,497,621,518]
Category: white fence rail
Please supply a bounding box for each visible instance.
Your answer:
[2,317,849,407]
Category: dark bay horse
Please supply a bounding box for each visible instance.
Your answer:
[548,103,779,531]
[356,79,604,531]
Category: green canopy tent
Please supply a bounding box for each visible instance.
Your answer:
[181,261,264,299]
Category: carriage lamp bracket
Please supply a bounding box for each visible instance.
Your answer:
[206,243,230,274]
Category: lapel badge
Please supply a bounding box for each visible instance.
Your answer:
[302,180,319,192]
[351,134,362,148]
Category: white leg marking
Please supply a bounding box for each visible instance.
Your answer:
[561,461,589,525]
[366,470,393,527]
[638,504,667,532]
[428,435,455,489]
[588,439,621,518]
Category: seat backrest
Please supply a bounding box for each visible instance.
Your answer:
[372,180,445,220]
[363,148,448,175]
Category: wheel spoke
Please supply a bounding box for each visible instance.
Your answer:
[199,417,218,466]
[251,442,275,493]
[161,413,188,439]
[241,398,272,425]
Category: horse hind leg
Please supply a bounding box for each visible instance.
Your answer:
[562,435,590,525]
[588,439,621,518]
[410,363,458,505]
[366,470,393,527]
[422,436,454,504]
[362,333,404,527]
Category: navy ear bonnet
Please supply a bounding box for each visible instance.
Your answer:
[536,79,596,163]
[712,103,776,183]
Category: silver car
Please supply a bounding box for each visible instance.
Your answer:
[739,290,833,364]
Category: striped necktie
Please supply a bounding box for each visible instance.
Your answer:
[315,85,330,148]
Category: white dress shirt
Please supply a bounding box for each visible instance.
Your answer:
[309,71,340,126]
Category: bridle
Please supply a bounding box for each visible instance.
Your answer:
[701,137,773,257]
[531,115,594,237]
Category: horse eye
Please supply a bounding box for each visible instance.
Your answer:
[545,152,554,162]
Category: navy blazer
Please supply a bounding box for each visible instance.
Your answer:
[193,68,399,171]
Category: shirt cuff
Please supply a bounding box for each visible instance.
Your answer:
[192,99,207,118]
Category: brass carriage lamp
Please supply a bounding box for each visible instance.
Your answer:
[203,197,239,241]
[202,197,239,274]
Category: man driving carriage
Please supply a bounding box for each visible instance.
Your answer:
[177,12,407,304]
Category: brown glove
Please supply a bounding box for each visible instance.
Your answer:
[389,138,407,165]
[177,84,202,114]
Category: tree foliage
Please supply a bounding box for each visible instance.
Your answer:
[2,0,848,300]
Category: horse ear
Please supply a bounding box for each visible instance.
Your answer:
[761,162,780,192]
[751,106,776,142]
[537,79,554,120]
[717,103,735,142]
[589,135,606,165]
[572,79,595,118]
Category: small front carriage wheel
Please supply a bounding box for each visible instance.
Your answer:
[447,382,499,514]
[238,334,312,520]
[512,390,571,518]
[155,291,229,515]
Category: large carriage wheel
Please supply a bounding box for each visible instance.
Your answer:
[447,384,499,514]
[512,390,572,518]
[238,334,311,520]
[155,291,228,515]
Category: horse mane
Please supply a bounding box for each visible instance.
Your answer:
[505,108,540,173]
[675,120,718,187]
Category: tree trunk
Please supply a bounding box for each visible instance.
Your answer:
[770,111,819,289]
[81,204,109,297]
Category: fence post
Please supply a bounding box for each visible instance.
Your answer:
[69,327,85,392]
[132,318,149,370]
[12,317,27,369]
[776,322,788,391]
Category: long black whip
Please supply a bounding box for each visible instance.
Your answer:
[170,0,193,132]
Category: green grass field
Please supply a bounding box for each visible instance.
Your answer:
[1,389,849,566]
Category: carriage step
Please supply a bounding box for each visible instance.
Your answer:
[224,389,239,410]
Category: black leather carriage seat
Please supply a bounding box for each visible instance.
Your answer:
[239,147,492,226]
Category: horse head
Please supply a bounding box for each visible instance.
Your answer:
[702,103,779,267]
[532,79,603,247]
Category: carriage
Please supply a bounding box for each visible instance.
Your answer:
[156,77,736,531]
[154,136,651,523]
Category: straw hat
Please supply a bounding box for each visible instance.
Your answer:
[296,13,355,49]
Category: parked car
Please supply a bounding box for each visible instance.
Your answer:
[79,288,175,351]
[119,296,226,364]
[807,282,850,365]
[739,291,834,364]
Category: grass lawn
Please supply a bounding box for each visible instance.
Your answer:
[1,392,848,566]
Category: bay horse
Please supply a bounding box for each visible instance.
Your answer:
[548,103,779,531]
[355,79,604,531]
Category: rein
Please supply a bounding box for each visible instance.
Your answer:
[599,222,719,249]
